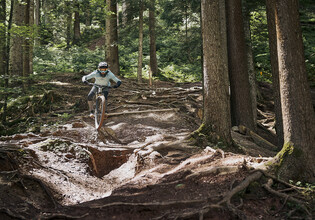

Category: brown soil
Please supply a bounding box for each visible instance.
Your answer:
[0,73,314,220]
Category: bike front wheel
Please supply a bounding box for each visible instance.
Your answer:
[95,95,106,130]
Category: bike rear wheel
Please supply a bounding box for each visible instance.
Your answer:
[95,95,106,130]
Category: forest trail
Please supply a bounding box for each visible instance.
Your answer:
[1,72,312,220]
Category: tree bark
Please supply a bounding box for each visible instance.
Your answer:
[34,0,40,46]
[34,0,40,26]
[243,0,257,129]
[121,0,128,27]
[85,1,91,26]
[105,0,120,75]
[66,1,72,49]
[226,0,255,131]
[266,0,283,147]
[273,0,315,182]
[42,0,50,25]
[73,3,81,45]
[149,0,158,77]
[29,0,34,74]
[137,1,144,83]
[201,0,232,146]
[23,0,32,77]
[0,0,6,76]
[9,0,26,76]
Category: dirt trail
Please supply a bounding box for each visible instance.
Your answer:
[1,73,313,219]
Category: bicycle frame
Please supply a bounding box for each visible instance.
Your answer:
[86,82,111,130]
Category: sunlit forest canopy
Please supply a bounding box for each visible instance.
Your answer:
[1,0,313,83]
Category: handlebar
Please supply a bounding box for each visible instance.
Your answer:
[85,81,112,89]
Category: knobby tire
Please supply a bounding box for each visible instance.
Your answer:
[95,95,106,130]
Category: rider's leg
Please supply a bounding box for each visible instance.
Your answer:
[88,101,93,112]
[103,90,109,113]
[87,87,96,115]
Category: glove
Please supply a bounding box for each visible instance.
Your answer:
[113,81,121,88]
[82,76,87,83]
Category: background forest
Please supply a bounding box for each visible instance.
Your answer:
[1,0,314,83]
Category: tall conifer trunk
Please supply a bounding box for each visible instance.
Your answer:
[201,0,232,146]
[105,0,119,75]
[137,1,144,83]
[23,0,31,77]
[266,0,283,147]
[73,3,81,45]
[149,0,158,77]
[243,0,257,128]
[272,0,315,182]
[10,0,26,76]
[0,0,6,76]
[226,0,255,131]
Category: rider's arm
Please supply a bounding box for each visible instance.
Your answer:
[108,71,122,88]
[82,71,97,82]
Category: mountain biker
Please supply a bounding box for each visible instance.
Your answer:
[82,61,122,117]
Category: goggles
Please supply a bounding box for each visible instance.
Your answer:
[99,67,108,71]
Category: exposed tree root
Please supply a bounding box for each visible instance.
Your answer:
[185,166,240,180]
[38,212,89,220]
[83,148,99,176]
[88,199,207,209]
[174,170,313,220]
[107,108,179,117]
[263,178,312,218]
[21,174,59,208]
[98,127,125,145]
[0,207,27,220]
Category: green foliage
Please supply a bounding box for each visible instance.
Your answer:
[249,7,272,82]
[160,64,202,82]
[300,2,315,86]
[58,113,73,121]
[249,2,315,85]
[33,45,105,73]
[4,0,311,85]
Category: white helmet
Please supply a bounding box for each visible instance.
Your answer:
[98,62,108,69]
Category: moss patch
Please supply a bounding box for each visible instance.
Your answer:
[188,123,233,150]
[266,141,304,177]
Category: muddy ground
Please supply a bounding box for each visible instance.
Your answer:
[0,72,314,219]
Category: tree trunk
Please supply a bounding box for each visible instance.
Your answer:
[149,0,158,77]
[273,0,315,182]
[34,0,40,26]
[121,0,128,27]
[29,0,34,74]
[105,0,119,75]
[137,1,144,83]
[201,0,232,146]
[9,0,26,76]
[266,0,283,148]
[34,0,40,46]
[23,0,33,78]
[42,0,50,25]
[226,0,255,131]
[23,0,30,77]
[73,3,81,45]
[0,0,6,76]
[85,2,91,26]
[243,0,257,129]
[66,2,72,49]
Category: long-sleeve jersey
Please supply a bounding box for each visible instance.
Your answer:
[82,70,120,86]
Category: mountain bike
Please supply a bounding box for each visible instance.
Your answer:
[86,82,112,130]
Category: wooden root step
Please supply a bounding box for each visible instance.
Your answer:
[106,108,179,117]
